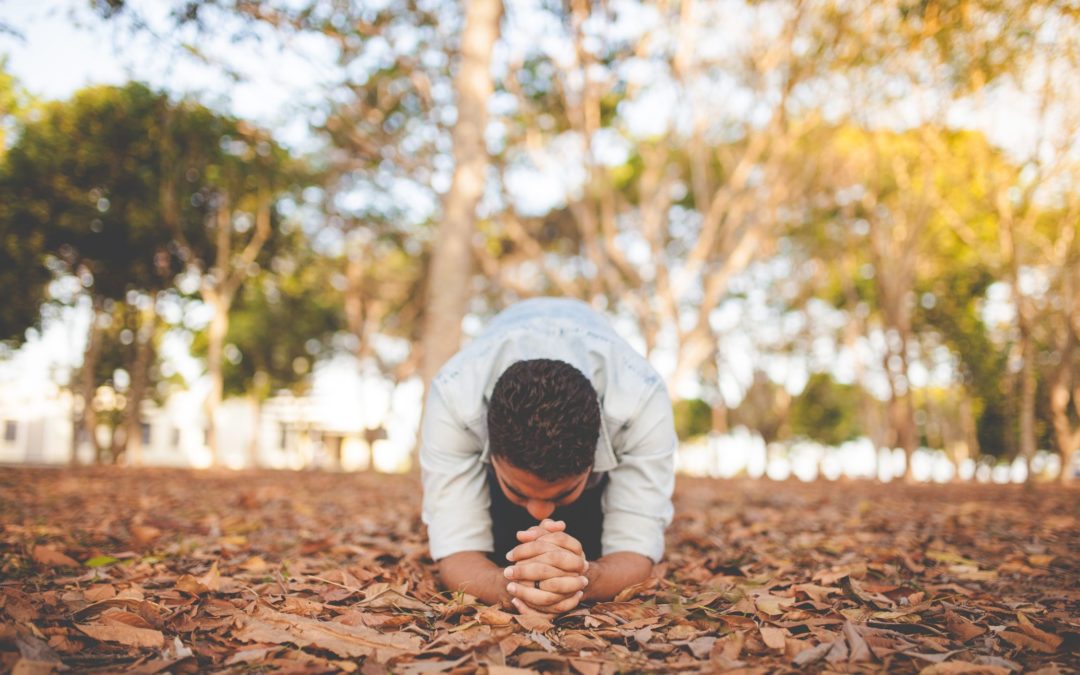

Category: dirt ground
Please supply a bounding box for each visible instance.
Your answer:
[1,466,1077,673]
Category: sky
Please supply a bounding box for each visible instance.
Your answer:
[0,1,334,148]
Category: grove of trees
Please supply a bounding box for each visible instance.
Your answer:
[1,0,1078,481]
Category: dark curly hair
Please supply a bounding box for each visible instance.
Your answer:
[488,359,600,482]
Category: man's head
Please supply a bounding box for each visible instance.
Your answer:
[488,359,600,519]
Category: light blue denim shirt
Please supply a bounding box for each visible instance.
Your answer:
[420,298,676,562]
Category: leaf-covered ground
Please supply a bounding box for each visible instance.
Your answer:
[1,467,1077,674]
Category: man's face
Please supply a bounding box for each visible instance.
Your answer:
[491,455,592,521]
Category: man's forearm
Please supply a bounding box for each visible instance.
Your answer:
[437,552,511,606]
[582,551,654,602]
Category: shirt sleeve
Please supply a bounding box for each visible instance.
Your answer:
[419,381,494,561]
[600,382,676,562]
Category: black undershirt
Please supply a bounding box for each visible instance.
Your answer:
[486,466,607,563]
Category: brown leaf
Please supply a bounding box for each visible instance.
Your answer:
[31,546,79,568]
[235,608,422,662]
[47,634,84,655]
[489,667,539,675]
[130,524,162,545]
[1015,615,1063,650]
[759,626,786,651]
[560,632,605,651]
[569,658,603,675]
[813,563,867,585]
[516,651,566,667]
[513,613,554,633]
[14,630,61,663]
[476,607,514,626]
[998,630,1059,654]
[752,593,795,616]
[73,597,150,622]
[499,634,530,659]
[239,555,269,572]
[590,602,658,622]
[281,596,324,617]
[396,653,472,673]
[791,640,832,667]
[825,637,848,663]
[713,631,745,661]
[1026,554,1055,567]
[792,583,841,603]
[632,627,653,645]
[784,637,811,660]
[11,659,58,675]
[83,585,116,602]
[945,611,986,642]
[356,585,428,611]
[666,623,698,640]
[225,647,278,665]
[174,575,209,595]
[198,561,222,591]
[843,622,872,662]
[336,611,413,629]
[687,636,716,659]
[76,623,165,649]
[901,553,926,573]
[100,609,155,630]
[918,662,1009,675]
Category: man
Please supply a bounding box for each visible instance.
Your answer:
[420,298,676,615]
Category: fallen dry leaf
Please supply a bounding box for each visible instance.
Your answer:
[30,545,79,568]
[759,625,786,651]
[998,630,1059,654]
[76,623,165,649]
[476,606,515,626]
[512,613,554,633]
[236,608,423,662]
[918,662,1010,675]
[0,469,1075,673]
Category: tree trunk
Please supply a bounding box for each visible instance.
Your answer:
[886,390,918,482]
[1049,376,1078,485]
[897,333,919,482]
[123,308,156,466]
[109,425,126,465]
[249,396,263,469]
[419,0,502,387]
[1017,321,1038,484]
[204,291,230,466]
[999,212,1037,486]
[710,401,728,435]
[880,326,919,482]
[80,296,105,464]
[69,412,80,467]
[1049,325,1078,484]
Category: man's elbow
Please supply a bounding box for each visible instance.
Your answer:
[623,552,656,581]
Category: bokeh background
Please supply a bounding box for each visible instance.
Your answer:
[0,0,1078,483]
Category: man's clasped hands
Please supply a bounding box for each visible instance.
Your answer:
[502,519,589,615]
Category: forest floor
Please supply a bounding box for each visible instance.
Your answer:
[0,467,1077,674]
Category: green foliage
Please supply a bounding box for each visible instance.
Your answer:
[192,237,345,401]
[730,371,792,446]
[673,398,713,441]
[0,83,195,305]
[790,373,863,447]
[0,194,49,347]
[918,267,1013,457]
[0,61,47,347]
[0,56,35,149]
